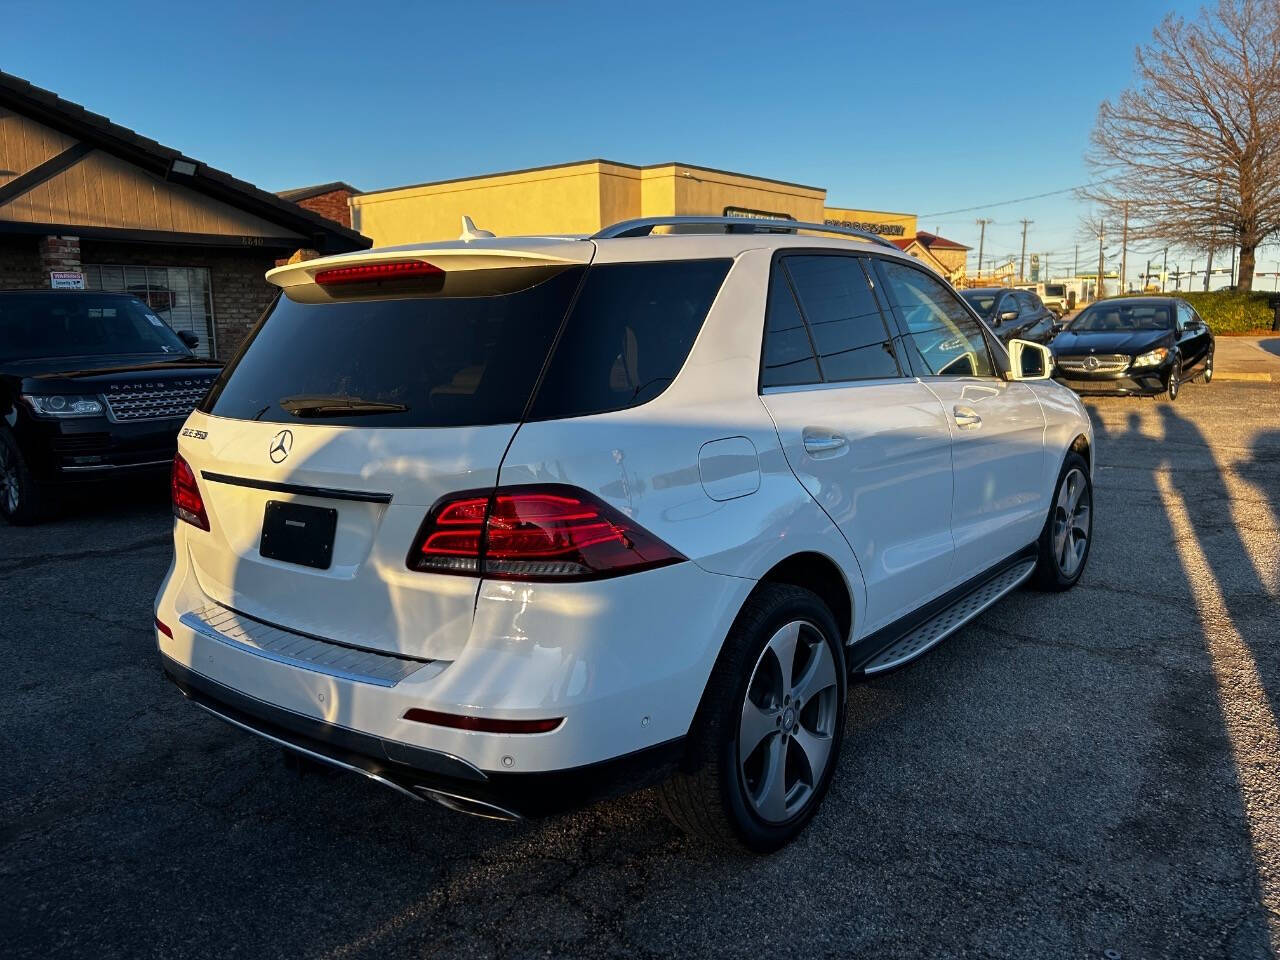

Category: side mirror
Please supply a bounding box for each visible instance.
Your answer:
[177,330,200,349]
[998,310,1019,325]
[1007,338,1053,380]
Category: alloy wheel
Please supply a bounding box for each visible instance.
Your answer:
[1204,352,1214,382]
[738,620,839,824]
[1052,467,1091,578]
[0,442,19,515]
[1168,363,1181,399]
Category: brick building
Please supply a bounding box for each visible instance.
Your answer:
[0,72,369,359]
[277,182,361,229]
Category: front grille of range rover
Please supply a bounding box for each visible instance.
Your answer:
[103,377,218,421]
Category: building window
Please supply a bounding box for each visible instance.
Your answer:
[83,265,216,358]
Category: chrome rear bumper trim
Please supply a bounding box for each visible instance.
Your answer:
[187,697,425,803]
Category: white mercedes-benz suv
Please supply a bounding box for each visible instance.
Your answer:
[155,216,1093,852]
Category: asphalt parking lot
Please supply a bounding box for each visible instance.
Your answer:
[4,343,1280,959]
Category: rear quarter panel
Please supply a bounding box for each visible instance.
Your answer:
[497,247,867,622]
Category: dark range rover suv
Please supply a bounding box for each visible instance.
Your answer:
[1,289,221,523]
[1050,296,1214,401]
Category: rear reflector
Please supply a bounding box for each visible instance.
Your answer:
[314,260,443,286]
[154,617,173,639]
[171,453,209,531]
[407,484,684,582]
[403,708,563,734]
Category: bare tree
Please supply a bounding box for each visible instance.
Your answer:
[1085,0,1280,291]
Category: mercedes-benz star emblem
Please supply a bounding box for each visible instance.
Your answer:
[269,429,293,464]
[1084,356,1100,371]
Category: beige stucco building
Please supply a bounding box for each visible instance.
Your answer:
[350,159,921,250]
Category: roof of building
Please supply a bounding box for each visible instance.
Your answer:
[356,159,826,199]
[0,71,370,252]
[277,181,362,202]
[892,230,971,252]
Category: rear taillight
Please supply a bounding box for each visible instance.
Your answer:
[314,260,442,286]
[171,453,209,530]
[408,485,684,581]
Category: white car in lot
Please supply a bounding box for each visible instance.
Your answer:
[155,216,1094,852]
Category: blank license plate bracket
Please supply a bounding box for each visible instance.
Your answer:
[259,500,337,570]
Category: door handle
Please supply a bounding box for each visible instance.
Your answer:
[953,405,982,429]
[802,431,848,455]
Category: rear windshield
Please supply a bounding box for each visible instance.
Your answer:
[203,259,730,428]
[0,293,193,362]
[1043,284,1066,297]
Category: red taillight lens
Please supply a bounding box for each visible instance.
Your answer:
[314,260,442,286]
[171,453,209,530]
[408,485,684,581]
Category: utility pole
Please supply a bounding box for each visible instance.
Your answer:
[1161,247,1168,292]
[975,219,992,280]
[1018,219,1033,281]
[1230,241,1237,288]
[1096,220,1105,301]
[1206,178,1223,290]
[1073,243,1079,278]
[1145,258,1152,291]
[1190,259,1196,293]
[1119,201,1129,294]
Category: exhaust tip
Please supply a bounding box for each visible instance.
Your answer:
[417,787,523,822]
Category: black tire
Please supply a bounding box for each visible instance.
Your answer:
[657,584,847,853]
[0,427,55,525]
[1202,350,1214,383]
[1032,452,1093,591]
[1157,359,1181,401]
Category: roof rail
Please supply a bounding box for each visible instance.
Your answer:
[591,216,899,249]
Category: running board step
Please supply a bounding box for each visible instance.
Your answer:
[860,559,1037,674]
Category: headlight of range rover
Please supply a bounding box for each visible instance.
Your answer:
[23,394,105,417]
[1131,347,1170,368]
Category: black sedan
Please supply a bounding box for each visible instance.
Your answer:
[960,287,1057,344]
[1049,296,1214,401]
[0,289,222,523]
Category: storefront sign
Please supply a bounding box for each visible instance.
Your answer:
[724,206,795,222]
[50,271,85,289]
[823,218,906,237]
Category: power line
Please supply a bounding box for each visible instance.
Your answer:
[920,179,1114,219]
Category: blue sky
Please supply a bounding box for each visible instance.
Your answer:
[5,0,1264,284]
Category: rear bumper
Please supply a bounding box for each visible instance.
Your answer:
[161,653,682,818]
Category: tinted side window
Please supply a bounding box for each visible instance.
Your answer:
[876,259,995,378]
[761,267,820,387]
[529,259,731,420]
[1017,291,1043,312]
[783,255,900,382]
[1177,302,1194,329]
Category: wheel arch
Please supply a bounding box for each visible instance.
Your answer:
[1069,432,1091,471]
[755,551,855,646]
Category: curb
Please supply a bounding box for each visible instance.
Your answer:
[1213,372,1272,382]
